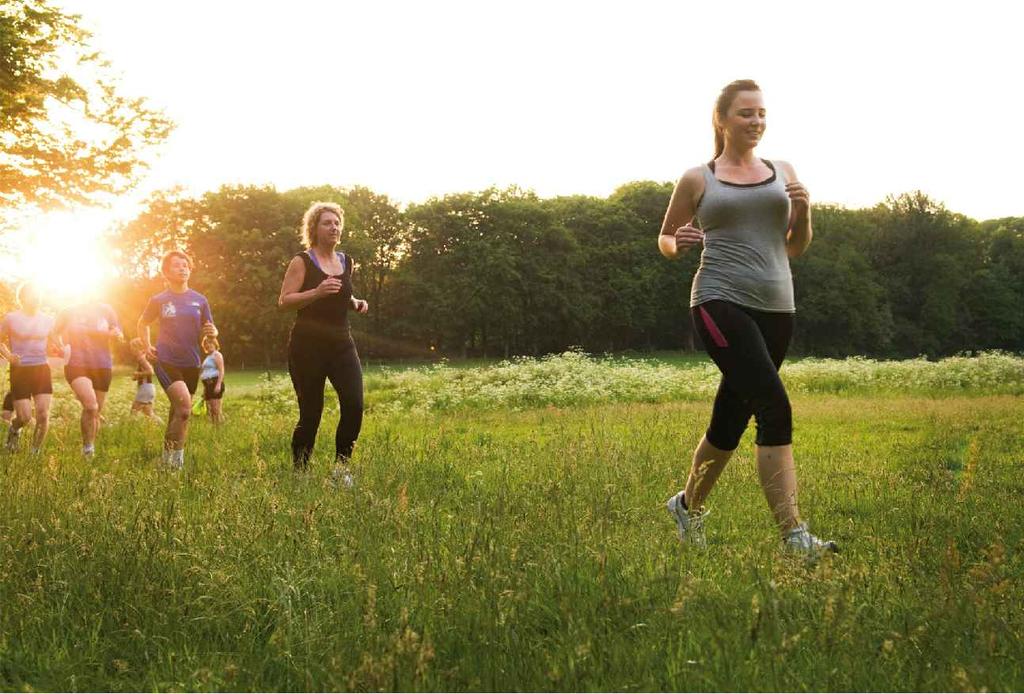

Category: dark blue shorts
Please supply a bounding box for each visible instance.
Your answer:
[64,365,113,392]
[154,362,200,395]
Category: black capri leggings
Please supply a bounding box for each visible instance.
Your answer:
[287,333,364,469]
[691,300,794,450]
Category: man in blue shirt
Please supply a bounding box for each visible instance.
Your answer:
[137,251,218,469]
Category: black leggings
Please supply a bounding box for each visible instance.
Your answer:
[287,333,364,469]
[691,300,794,450]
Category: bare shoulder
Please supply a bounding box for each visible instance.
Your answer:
[775,160,799,181]
[680,165,706,186]
[677,165,707,198]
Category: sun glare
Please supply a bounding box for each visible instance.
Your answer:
[1,208,120,308]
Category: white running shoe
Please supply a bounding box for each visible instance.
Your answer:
[162,449,184,470]
[666,491,708,547]
[783,522,838,557]
[331,464,354,489]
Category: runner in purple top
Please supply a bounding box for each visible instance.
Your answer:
[52,300,124,458]
[1,283,56,454]
[137,251,218,469]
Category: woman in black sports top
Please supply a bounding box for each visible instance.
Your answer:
[278,201,369,481]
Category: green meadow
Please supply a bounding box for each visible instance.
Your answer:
[1,353,1022,691]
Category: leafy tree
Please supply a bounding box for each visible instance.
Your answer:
[963,219,1024,351]
[0,0,172,212]
[609,181,694,351]
[866,192,980,356]
[791,206,893,356]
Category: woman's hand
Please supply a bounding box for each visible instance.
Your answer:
[315,277,343,298]
[352,298,369,314]
[786,181,810,217]
[673,223,705,253]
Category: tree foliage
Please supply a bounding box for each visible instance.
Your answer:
[0,0,172,211]
[100,182,1024,365]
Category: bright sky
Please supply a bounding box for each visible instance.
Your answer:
[61,0,1019,221]
[5,0,1020,301]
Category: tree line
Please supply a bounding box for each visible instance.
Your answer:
[97,183,1024,366]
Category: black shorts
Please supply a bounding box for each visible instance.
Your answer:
[10,364,53,400]
[154,362,201,395]
[202,378,225,401]
[64,365,113,392]
[2,390,12,412]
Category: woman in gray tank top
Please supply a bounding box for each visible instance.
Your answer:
[657,79,836,557]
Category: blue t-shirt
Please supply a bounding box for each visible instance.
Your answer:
[141,290,214,368]
[56,303,120,369]
[1,311,55,366]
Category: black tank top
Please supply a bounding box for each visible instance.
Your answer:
[292,250,354,340]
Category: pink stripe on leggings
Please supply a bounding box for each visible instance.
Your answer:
[698,306,729,348]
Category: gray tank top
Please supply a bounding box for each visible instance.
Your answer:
[689,160,795,312]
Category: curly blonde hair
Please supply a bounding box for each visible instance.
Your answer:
[300,202,345,248]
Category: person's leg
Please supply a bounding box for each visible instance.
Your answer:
[325,343,364,465]
[1,390,13,425]
[30,393,52,451]
[683,434,736,511]
[288,338,327,470]
[93,370,111,435]
[7,395,32,450]
[143,403,161,423]
[690,302,804,529]
[11,398,32,430]
[745,310,802,534]
[163,381,192,464]
[69,376,100,451]
[679,302,763,509]
[207,397,223,425]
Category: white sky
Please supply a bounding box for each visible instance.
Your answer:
[60,0,1022,220]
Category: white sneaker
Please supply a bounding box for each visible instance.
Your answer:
[162,449,184,470]
[331,464,354,488]
[783,522,838,557]
[666,491,708,547]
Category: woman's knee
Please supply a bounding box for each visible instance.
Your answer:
[753,392,792,446]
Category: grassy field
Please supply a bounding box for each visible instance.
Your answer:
[1,353,1022,691]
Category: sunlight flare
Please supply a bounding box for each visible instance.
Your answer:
[0,208,120,307]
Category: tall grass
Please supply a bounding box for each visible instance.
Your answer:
[0,355,1021,690]
[245,350,1024,414]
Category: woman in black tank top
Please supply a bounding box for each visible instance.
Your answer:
[278,202,369,480]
